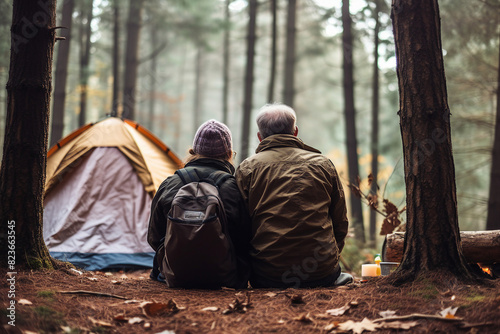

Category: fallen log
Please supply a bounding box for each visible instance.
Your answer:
[382,230,500,264]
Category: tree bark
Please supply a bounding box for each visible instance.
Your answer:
[111,0,120,117]
[122,0,144,120]
[147,22,158,131]
[50,0,75,147]
[369,0,381,246]
[193,45,204,132]
[222,0,231,124]
[390,0,475,283]
[342,0,365,243]
[267,0,277,103]
[283,0,296,107]
[0,0,57,269]
[78,0,93,127]
[383,231,500,264]
[486,33,500,230]
[240,0,258,160]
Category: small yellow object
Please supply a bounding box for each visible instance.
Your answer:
[374,254,382,276]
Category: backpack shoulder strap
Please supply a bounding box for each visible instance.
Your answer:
[175,167,201,185]
[207,170,233,188]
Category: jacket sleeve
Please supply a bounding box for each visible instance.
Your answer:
[219,177,252,259]
[329,164,349,253]
[147,175,183,251]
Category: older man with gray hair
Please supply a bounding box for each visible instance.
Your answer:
[235,103,351,288]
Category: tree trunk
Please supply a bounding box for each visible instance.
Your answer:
[0,0,57,269]
[240,0,258,160]
[193,45,204,132]
[122,0,144,120]
[390,0,475,283]
[50,0,75,147]
[78,0,93,127]
[383,231,500,264]
[369,0,381,246]
[283,0,296,107]
[486,33,500,230]
[267,0,277,103]
[342,0,365,244]
[111,0,120,117]
[147,23,158,131]
[222,0,231,124]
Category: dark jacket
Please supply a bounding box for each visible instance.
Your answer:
[148,158,251,288]
[235,135,349,284]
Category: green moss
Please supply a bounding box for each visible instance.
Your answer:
[408,280,439,300]
[34,306,66,333]
[27,256,54,270]
[465,291,485,303]
[37,290,55,301]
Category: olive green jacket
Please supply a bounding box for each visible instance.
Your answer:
[235,134,349,283]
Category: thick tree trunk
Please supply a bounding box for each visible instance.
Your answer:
[111,0,120,117]
[390,0,475,283]
[383,231,500,264]
[283,0,296,107]
[78,0,93,127]
[267,0,277,103]
[122,0,144,120]
[50,0,75,147]
[240,0,258,160]
[369,0,381,246]
[0,0,57,269]
[486,33,500,231]
[342,0,365,244]
[222,0,231,124]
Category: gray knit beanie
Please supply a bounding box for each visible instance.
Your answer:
[192,119,233,159]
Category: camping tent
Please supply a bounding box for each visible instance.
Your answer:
[43,117,183,270]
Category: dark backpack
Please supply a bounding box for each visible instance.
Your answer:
[161,167,239,288]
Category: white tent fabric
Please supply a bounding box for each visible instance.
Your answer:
[44,147,154,270]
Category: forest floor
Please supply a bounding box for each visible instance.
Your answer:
[1,267,500,334]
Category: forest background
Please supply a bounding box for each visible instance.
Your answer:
[0,0,497,249]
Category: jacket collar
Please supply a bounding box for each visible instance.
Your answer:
[185,158,235,174]
[255,134,322,154]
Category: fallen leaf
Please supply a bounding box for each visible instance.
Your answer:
[202,306,219,312]
[222,292,252,315]
[155,330,176,334]
[264,292,277,298]
[381,320,419,330]
[141,299,181,317]
[379,310,397,318]
[277,319,286,324]
[111,280,121,285]
[86,277,98,282]
[68,268,83,276]
[293,313,313,323]
[439,306,458,318]
[451,295,456,301]
[324,321,339,331]
[314,313,331,319]
[338,318,381,334]
[128,317,144,324]
[18,299,33,305]
[326,305,350,316]
[143,322,151,329]
[88,317,113,328]
[104,272,113,276]
[113,314,128,322]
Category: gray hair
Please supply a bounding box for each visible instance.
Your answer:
[256,103,297,139]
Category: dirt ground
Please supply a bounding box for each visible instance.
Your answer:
[1,267,500,334]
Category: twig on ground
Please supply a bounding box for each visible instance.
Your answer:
[58,290,129,300]
[373,313,463,323]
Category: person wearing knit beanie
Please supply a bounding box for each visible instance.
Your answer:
[191,119,233,160]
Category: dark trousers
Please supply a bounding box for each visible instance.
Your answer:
[250,263,342,289]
